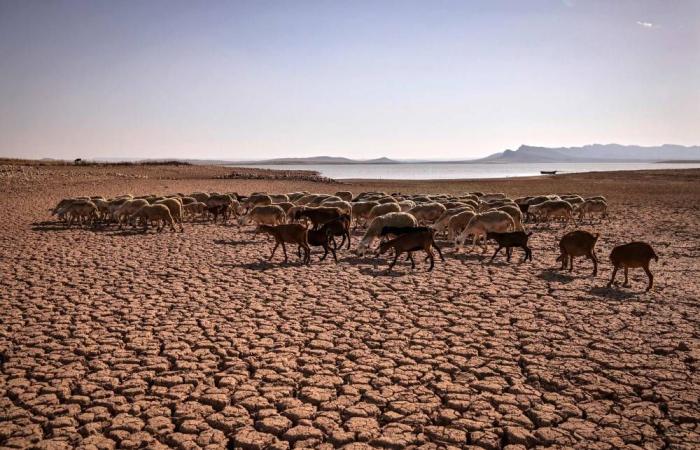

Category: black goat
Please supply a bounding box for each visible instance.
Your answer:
[306,227,338,263]
[486,231,533,262]
[320,214,352,249]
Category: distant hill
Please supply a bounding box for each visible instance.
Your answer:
[478,144,700,163]
[233,156,399,165]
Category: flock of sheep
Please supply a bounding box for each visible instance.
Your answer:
[50,189,658,291]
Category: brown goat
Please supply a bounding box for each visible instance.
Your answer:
[258,224,310,264]
[607,242,658,291]
[556,230,600,276]
[377,230,444,273]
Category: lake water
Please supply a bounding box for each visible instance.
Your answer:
[233,162,700,180]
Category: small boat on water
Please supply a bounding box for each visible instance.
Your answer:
[540,170,558,175]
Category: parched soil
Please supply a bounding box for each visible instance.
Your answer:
[1,165,699,449]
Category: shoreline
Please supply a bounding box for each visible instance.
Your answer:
[338,166,700,183]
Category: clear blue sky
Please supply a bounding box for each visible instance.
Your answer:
[1,0,698,160]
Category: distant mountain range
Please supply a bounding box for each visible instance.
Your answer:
[89,144,700,165]
[477,144,700,163]
[233,156,398,165]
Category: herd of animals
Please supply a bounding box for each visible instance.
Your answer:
[50,189,659,291]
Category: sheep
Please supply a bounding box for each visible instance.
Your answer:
[334,191,353,202]
[61,200,99,228]
[274,202,295,214]
[156,198,185,232]
[455,210,515,252]
[495,204,525,231]
[577,199,608,221]
[293,206,344,229]
[238,205,286,229]
[313,195,342,206]
[191,192,210,203]
[529,200,577,226]
[295,194,322,206]
[132,204,176,232]
[377,229,444,273]
[115,199,149,229]
[376,196,399,204]
[269,194,289,204]
[286,192,309,202]
[556,230,600,276]
[242,194,273,213]
[357,212,418,255]
[183,201,207,220]
[319,200,352,217]
[351,201,380,229]
[206,194,239,223]
[257,224,310,265]
[397,200,416,212]
[407,203,447,225]
[478,199,516,212]
[561,195,585,207]
[586,195,607,203]
[432,207,474,237]
[368,203,402,221]
[447,210,477,241]
[480,193,507,202]
[607,242,658,291]
[180,196,197,205]
[486,231,533,263]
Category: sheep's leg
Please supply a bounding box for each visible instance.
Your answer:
[559,253,567,270]
[607,266,618,287]
[643,264,653,291]
[330,244,337,263]
[409,252,415,269]
[269,242,279,261]
[523,246,532,262]
[432,241,445,262]
[345,231,351,249]
[426,249,435,271]
[281,242,288,263]
[386,252,400,273]
[490,246,501,262]
[568,255,574,271]
[623,267,629,287]
[304,244,311,265]
[170,219,176,232]
[319,244,328,261]
[589,252,598,277]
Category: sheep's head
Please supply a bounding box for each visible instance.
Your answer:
[355,240,372,256]
[237,214,250,226]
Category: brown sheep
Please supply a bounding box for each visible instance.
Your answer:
[377,229,444,273]
[607,242,658,291]
[133,204,177,233]
[556,230,599,276]
[258,224,311,264]
[156,198,185,232]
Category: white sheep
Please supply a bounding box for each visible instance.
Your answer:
[455,210,515,252]
[357,212,418,255]
[407,202,447,224]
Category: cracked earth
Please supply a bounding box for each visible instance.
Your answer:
[1,165,699,449]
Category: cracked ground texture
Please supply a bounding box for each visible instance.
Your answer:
[1,165,699,449]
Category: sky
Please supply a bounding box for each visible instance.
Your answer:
[1,0,698,161]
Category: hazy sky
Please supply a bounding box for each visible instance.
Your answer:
[1,0,698,160]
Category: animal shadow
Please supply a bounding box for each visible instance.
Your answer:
[213,239,258,245]
[588,286,639,300]
[538,269,576,284]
